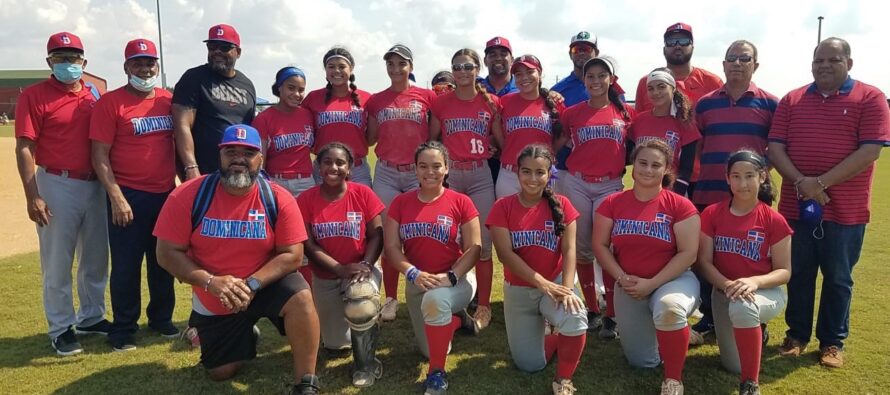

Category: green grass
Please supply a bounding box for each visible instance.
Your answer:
[1,157,889,394]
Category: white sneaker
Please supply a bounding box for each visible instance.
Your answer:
[381,297,398,322]
[552,378,576,395]
[660,379,684,395]
[688,329,705,346]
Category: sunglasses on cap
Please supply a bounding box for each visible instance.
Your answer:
[665,37,693,47]
[725,55,754,63]
[570,45,595,55]
[206,42,236,52]
[451,63,478,72]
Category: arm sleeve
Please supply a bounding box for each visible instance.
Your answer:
[14,88,40,140]
[594,194,615,218]
[677,142,697,182]
[458,193,480,224]
[485,198,508,229]
[171,69,200,108]
[699,205,716,237]
[560,195,581,224]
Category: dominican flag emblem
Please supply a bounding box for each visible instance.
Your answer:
[248,209,265,221]
[478,112,491,123]
[655,213,673,223]
[347,211,362,223]
[437,215,453,227]
[747,230,765,243]
[544,220,554,231]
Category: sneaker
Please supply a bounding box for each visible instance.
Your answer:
[819,345,844,368]
[474,305,492,330]
[586,311,603,332]
[181,326,200,348]
[423,370,448,395]
[761,324,769,346]
[75,319,111,336]
[352,358,383,388]
[689,329,705,346]
[691,315,714,335]
[51,327,83,356]
[660,378,684,395]
[598,317,618,340]
[739,380,761,395]
[455,309,481,336]
[381,297,398,322]
[778,337,808,357]
[290,374,321,395]
[149,321,180,339]
[110,335,137,352]
[552,378,577,395]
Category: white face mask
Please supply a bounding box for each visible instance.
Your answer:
[129,74,158,92]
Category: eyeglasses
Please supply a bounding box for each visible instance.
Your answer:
[451,63,477,72]
[206,42,236,53]
[570,45,595,55]
[725,55,754,63]
[664,38,693,47]
[48,53,85,64]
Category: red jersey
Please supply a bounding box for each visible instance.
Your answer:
[89,86,175,193]
[15,77,99,173]
[486,194,580,287]
[627,110,701,174]
[431,91,501,162]
[634,67,723,112]
[153,176,307,315]
[366,86,436,165]
[253,106,315,176]
[297,182,385,280]
[388,189,479,274]
[302,88,371,159]
[499,93,566,167]
[562,102,634,179]
[596,189,698,278]
[701,200,793,280]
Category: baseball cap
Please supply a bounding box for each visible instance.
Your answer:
[219,124,261,151]
[431,70,455,86]
[204,24,241,47]
[47,32,84,54]
[485,36,512,54]
[384,44,413,62]
[664,22,693,39]
[583,56,617,75]
[510,54,542,74]
[570,31,598,48]
[124,39,159,60]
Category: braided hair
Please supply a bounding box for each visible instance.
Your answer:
[322,47,361,108]
[539,85,563,140]
[517,144,566,236]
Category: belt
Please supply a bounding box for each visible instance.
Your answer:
[573,172,612,183]
[379,159,416,172]
[43,167,96,181]
[271,172,312,180]
[500,163,516,172]
[449,159,486,170]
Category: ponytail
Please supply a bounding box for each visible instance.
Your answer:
[474,81,498,116]
[324,81,333,103]
[608,86,630,122]
[539,85,563,140]
[348,74,361,108]
[672,89,693,123]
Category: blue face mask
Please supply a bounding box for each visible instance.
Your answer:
[52,63,83,84]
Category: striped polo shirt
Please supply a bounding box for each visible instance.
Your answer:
[769,77,890,225]
[692,82,778,207]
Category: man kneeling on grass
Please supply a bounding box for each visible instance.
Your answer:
[154,124,321,394]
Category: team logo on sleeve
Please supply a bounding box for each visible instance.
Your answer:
[505,111,553,136]
[131,115,173,136]
[271,125,314,152]
[443,112,489,137]
[611,212,672,242]
[317,109,364,128]
[574,119,624,145]
[712,229,764,261]
[399,215,453,244]
[200,208,268,239]
[377,100,424,124]
[510,220,559,251]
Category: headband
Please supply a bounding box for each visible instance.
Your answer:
[275,67,306,89]
[647,70,676,88]
[728,151,767,169]
[324,54,353,67]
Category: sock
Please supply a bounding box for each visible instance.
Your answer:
[476,259,493,307]
[545,334,558,362]
[298,265,313,289]
[656,326,690,381]
[424,316,462,372]
[556,333,587,380]
[382,256,399,300]
[734,326,763,382]
[603,272,616,317]
[577,263,600,313]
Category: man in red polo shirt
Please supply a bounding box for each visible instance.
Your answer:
[90,38,178,352]
[769,37,890,368]
[15,32,110,356]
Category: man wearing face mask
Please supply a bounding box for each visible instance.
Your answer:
[173,24,256,180]
[89,38,179,352]
[15,32,110,356]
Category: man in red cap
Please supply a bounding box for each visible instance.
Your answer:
[90,38,179,351]
[15,32,110,356]
[173,23,256,180]
[479,36,517,97]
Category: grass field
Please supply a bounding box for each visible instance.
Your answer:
[1,144,888,394]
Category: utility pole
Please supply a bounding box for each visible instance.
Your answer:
[817,16,824,44]
[156,0,167,88]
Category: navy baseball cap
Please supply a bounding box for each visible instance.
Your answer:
[219,124,261,151]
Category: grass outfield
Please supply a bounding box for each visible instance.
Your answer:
[1,156,888,394]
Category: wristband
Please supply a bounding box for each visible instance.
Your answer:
[359,260,372,267]
[184,164,199,172]
[447,270,458,287]
[406,266,419,283]
[203,275,214,292]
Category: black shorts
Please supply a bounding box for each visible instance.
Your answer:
[189,272,310,369]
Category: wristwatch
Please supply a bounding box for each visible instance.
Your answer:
[447,270,458,287]
[246,277,262,293]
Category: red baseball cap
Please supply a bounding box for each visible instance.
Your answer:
[124,38,159,60]
[510,54,542,74]
[664,22,693,39]
[204,24,240,47]
[46,32,84,54]
[485,36,512,54]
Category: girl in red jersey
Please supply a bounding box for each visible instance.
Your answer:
[628,68,700,196]
[366,44,437,323]
[384,141,481,395]
[488,145,587,395]
[429,48,503,330]
[496,55,565,199]
[593,139,700,395]
[555,56,634,339]
[302,47,372,187]
[297,143,387,388]
[697,150,791,395]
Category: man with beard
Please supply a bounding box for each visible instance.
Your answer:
[477,36,517,185]
[634,23,722,112]
[173,24,256,179]
[155,124,322,394]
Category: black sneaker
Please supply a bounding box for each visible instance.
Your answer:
[290,374,320,395]
[149,321,180,338]
[110,335,137,352]
[52,327,83,356]
[75,319,111,336]
[587,311,604,332]
[598,316,618,339]
[761,323,769,346]
[691,314,714,334]
[739,380,761,395]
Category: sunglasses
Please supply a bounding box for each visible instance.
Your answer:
[206,42,236,53]
[570,45,595,55]
[725,55,754,63]
[451,63,477,72]
[48,53,85,64]
[664,38,693,47]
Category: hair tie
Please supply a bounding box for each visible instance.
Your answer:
[548,164,560,188]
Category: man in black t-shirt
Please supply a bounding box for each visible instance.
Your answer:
[173,23,256,178]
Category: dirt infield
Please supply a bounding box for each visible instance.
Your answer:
[0,138,40,257]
